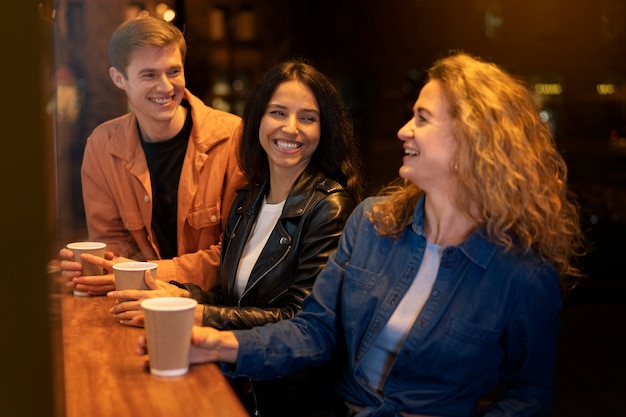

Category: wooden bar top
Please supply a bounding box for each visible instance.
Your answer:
[59,293,248,417]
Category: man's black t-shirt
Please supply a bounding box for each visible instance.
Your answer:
[140,101,192,259]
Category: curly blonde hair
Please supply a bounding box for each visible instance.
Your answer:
[369,52,584,286]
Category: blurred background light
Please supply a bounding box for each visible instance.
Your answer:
[597,83,616,95]
[534,83,563,95]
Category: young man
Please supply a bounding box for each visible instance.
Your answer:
[60,16,246,294]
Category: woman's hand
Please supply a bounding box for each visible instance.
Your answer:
[135,334,151,371]
[107,269,190,327]
[136,325,239,371]
[191,326,240,363]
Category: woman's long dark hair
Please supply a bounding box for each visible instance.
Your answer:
[238,59,364,202]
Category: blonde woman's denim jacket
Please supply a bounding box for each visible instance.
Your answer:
[227,195,563,417]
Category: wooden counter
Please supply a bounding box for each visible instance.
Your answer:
[58,293,248,417]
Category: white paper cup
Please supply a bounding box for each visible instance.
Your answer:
[113,262,158,302]
[66,241,107,297]
[141,297,198,377]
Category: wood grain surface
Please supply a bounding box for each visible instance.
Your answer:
[59,294,248,417]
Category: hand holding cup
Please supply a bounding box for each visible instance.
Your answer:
[64,242,107,296]
[141,297,198,376]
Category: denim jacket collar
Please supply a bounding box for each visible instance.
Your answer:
[411,194,497,270]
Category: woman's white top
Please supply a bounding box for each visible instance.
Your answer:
[234,197,286,298]
[361,241,444,392]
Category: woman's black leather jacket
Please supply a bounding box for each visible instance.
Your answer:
[184,163,356,329]
[179,163,356,417]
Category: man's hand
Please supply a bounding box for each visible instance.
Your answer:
[59,248,118,295]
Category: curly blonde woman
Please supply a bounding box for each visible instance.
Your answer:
[142,51,586,416]
[371,51,584,287]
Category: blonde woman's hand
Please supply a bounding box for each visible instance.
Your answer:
[190,326,240,364]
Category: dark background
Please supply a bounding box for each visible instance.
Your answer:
[11,0,624,416]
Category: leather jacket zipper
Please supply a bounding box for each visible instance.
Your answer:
[238,245,291,306]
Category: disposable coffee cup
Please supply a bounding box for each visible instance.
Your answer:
[66,241,107,297]
[113,262,158,302]
[141,297,198,377]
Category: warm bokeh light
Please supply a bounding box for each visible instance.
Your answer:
[534,83,562,95]
[211,97,231,112]
[156,2,175,22]
[232,79,245,92]
[156,3,169,15]
[597,83,616,95]
[162,9,176,22]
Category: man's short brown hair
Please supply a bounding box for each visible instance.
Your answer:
[108,15,186,77]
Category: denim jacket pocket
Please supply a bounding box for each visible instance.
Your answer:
[426,316,501,384]
[343,263,379,333]
[344,262,378,290]
[445,316,500,346]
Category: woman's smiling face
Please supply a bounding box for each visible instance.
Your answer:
[259,80,321,178]
[397,79,458,192]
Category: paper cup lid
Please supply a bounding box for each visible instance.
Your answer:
[113,262,158,271]
[141,297,197,311]
[67,241,106,250]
